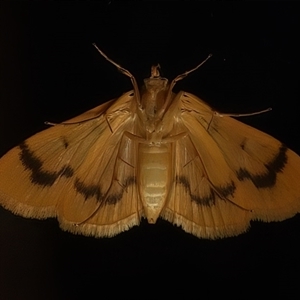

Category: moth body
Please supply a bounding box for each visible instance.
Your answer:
[134,64,175,223]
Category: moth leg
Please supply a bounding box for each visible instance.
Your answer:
[206,108,272,131]
[215,108,272,118]
[45,115,103,126]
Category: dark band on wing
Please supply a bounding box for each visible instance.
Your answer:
[176,175,236,206]
[19,142,74,186]
[74,178,103,201]
[237,144,288,188]
[106,177,136,204]
[74,176,136,205]
[215,182,236,199]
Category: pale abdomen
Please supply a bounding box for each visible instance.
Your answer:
[138,143,173,223]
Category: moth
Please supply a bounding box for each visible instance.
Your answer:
[1,44,300,239]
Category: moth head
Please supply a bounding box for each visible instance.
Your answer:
[143,64,169,93]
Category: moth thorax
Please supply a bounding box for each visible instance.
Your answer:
[141,77,168,117]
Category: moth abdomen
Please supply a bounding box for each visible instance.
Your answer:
[137,143,173,223]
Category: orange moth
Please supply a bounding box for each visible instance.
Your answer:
[1,44,300,239]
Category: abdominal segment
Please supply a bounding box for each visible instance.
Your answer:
[138,143,173,223]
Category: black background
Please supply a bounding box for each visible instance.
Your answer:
[0,2,299,299]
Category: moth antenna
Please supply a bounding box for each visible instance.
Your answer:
[92,43,142,109]
[170,53,213,86]
[158,53,213,119]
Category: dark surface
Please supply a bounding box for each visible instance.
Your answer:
[0,2,299,299]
